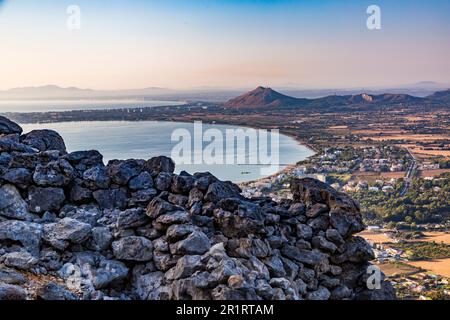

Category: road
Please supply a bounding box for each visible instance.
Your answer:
[400,148,418,196]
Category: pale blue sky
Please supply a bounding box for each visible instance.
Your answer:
[0,0,449,90]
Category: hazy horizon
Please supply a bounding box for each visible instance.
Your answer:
[1,0,450,90]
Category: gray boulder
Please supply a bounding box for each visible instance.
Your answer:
[170,230,211,255]
[145,156,175,176]
[107,159,143,185]
[3,251,38,270]
[0,283,27,300]
[154,172,173,191]
[43,218,91,250]
[0,267,27,285]
[33,159,74,187]
[204,181,242,203]
[129,171,153,190]
[64,150,103,171]
[82,165,110,189]
[112,236,154,262]
[21,129,67,154]
[2,168,33,189]
[0,184,32,220]
[0,116,22,135]
[28,186,65,213]
[37,282,78,300]
[0,220,42,256]
[93,188,127,210]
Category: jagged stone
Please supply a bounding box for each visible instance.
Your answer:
[107,159,144,185]
[281,246,329,267]
[116,208,149,229]
[170,230,211,255]
[0,267,27,285]
[204,181,242,203]
[93,188,128,210]
[89,227,113,251]
[21,129,67,154]
[171,174,194,194]
[156,210,190,226]
[0,116,22,135]
[133,271,165,300]
[166,224,196,243]
[43,218,91,250]
[145,156,175,176]
[165,255,203,280]
[37,282,78,300]
[306,203,329,218]
[0,134,36,153]
[306,286,331,300]
[312,236,337,253]
[146,197,183,219]
[154,172,173,191]
[3,251,38,270]
[28,186,65,213]
[82,165,110,189]
[129,171,154,190]
[69,184,93,204]
[0,283,27,300]
[112,236,154,262]
[33,159,74,187]
[0,184,32,220]
[64,150,104,171]
[296,223,313,240]
[331,236,375,264]
[129,188,158,207]
[2,168,33,189]
[60,205,101,226]
[192,172,218,191]
[0,220,42,256]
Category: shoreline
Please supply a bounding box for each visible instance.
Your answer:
[18,118,317,184]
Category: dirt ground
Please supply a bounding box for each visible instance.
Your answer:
[359,231,393,244]
[378,262,422,277]
[408,259,450,277]
[418,169,450,177]
[412,232,450,245]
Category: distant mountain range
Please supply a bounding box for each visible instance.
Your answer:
[0,85,172,100]
[224,86,450,109]
[1,84,450,107]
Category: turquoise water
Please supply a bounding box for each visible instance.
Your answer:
[21,121,314,183]
[0,99,184,113]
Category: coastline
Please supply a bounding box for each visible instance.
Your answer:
[18,117,316,184]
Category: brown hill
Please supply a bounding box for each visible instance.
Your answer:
[224,87,428,109]
[224,86,307,108]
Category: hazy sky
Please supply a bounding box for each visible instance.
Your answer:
[0,0,450,90]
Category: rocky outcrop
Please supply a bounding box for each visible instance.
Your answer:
[0,117,396,300]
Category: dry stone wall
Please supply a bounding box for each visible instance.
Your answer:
[0,116,395,300]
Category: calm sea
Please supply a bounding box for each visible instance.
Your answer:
[21,121,314,183]
[0,99,184,113]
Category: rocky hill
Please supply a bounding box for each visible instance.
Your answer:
[224,86,308,109]
[0,116,395,300]
[224,86,438,109]
[426,89,450,103]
